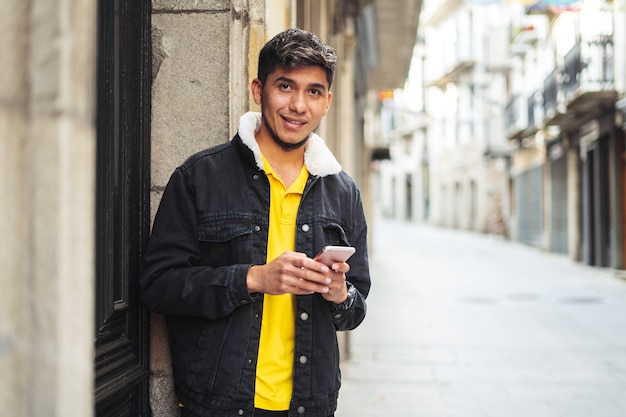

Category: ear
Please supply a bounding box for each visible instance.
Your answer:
[251,78,263,105]
[323,90,333,115]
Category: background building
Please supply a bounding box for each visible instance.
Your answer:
[378,0,625,271]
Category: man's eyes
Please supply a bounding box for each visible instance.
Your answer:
[277,84,322,96]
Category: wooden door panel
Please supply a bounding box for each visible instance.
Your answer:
[95,0,151,415]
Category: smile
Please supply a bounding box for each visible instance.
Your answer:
[282,116,307,127]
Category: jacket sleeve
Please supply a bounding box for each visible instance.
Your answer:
[330,184,370,331]
[139,167,256,319]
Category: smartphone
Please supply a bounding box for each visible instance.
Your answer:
[314,245,356,266]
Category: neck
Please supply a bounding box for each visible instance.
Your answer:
[258,137,304,187]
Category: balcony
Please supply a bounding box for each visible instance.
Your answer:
[428,60,476,88]
[563,36,617,115]
[509,24,540,56]
[423,0,463,27]
[544,36,618,129]
[505,90,542,141]
[542,67,564,125]
[527,89,543,132]
[368,0,422,90]
[505,94,525,138]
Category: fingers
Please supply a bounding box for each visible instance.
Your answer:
[321,267,346,300]
[291,264,332,294]
[297,257,350,293]
[249,252,330,295]
[328,261,350,274]
[247,251,351,297]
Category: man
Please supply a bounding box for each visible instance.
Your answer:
[140,28,371,417]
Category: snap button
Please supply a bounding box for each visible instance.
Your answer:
[299,355,308,364]
[254,225,261,232]
[300,312,309,321]
[238,409,244,416]
[301,224,310,232]
[253,174,259,180]
[297,406,305,414]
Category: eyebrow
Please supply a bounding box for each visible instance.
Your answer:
[274,76,327,93]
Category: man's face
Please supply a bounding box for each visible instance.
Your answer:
[252,65,332,151]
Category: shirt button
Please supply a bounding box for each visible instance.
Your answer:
[254,225,261,232]
[299,355,308,364]
[300,312,309,321]
[301,224,310,232]
[297,406,305,414]
[253,174,259,180]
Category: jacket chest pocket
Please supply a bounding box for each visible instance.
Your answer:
[197,216,252,266]
[321,221,351,247]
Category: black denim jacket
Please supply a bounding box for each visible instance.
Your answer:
[140,113,371,417]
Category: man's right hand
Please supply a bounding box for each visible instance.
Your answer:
[247,251,333,296]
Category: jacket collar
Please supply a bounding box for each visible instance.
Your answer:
[237,112,342,177]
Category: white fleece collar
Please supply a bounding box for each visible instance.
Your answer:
[237,112,342,177]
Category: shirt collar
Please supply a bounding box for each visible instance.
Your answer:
[236,112,342,177]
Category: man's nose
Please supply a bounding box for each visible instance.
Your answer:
[289,92,306,113]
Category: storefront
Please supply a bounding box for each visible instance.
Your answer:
[547,139,569,254]
[575,110,624,269]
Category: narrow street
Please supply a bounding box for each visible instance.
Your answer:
[336,218,626,417]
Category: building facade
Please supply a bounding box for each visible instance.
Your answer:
[380,0,625,271]
[504,0,625,270]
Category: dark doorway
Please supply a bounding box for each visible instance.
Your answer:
[582,134,611,267]
[95,0,151,415]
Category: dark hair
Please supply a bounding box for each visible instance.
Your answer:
[257,28,337,88]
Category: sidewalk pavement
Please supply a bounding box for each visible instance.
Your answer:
[336,218,626,417]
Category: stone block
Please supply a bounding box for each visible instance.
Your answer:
[151,12,231,187]
[152,0,229,12]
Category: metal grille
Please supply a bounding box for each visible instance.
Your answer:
[516,166,543,246]
[550,156,568,254]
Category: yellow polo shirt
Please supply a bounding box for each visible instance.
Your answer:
[254,154,309,411]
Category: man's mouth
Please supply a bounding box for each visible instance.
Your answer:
[283,116,307,127]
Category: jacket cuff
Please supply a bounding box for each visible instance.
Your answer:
[229,264,258,307]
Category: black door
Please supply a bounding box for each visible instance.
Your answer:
[95,0,151,415]
[593,135,611,267]
[582,134,611,267]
